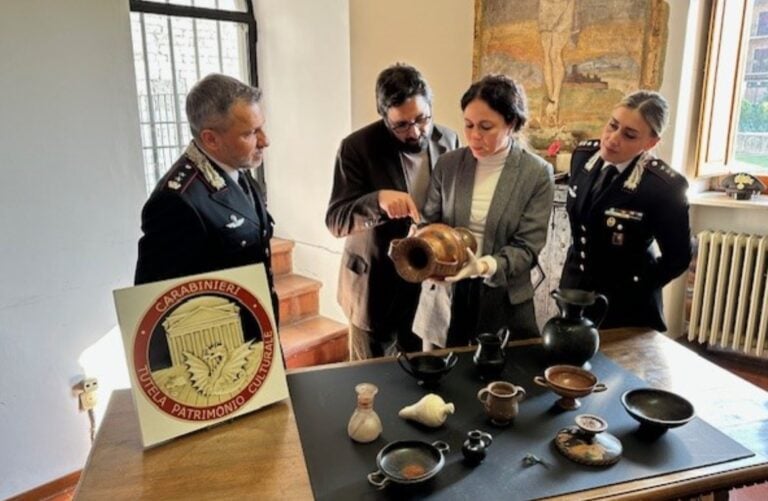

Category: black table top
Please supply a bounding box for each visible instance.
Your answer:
[288,345,753,500]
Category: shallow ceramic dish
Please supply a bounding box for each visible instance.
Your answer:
[367,440,450,489]
[397,352,457,386]
[533,364,607,410]
[621,388,695,436]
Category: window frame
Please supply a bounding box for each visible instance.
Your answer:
[130,0,258,86]
[129,0,265,194]
[696,0,754,177]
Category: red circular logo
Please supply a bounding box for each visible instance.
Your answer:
[133,278,274,421]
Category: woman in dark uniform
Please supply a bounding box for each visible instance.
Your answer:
[560,90,692,331]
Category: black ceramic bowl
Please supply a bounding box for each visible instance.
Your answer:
[367,440,450,488]
[621,388,695,435]
[397,352,457,386]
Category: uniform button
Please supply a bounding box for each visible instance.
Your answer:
[265,248,270,257]
[580,237,587,244]
[262,230,267,238]
[580,251,586,259]
[579,264,585,271]
[241,240,247,247]
[617,224,623,231]
[580,225,586,231]
[633,276,639,282]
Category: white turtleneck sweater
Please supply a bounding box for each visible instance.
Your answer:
[469,141,511,252]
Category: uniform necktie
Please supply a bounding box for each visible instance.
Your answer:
[237,172,255,207]
[590,164,618,200]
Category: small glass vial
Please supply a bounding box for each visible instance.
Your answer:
[347,383,382,443]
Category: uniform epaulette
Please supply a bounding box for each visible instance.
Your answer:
[575,139,600,151]
[184,142,227,192]
[644,157,681,184]
[164,162,198,193]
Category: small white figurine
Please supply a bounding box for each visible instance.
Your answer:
[398,393,455,428]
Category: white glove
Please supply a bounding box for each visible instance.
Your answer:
[445,249,497,282]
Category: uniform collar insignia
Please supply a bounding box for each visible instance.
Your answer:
[225,214,245,228]
[622,151,652,192]
[584,151,601,172]
[185,141,227,191]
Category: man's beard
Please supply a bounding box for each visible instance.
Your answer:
[393,132,429,154]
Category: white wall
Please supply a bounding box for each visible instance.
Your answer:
[349,0,475,133]
[0,1,144,497]
[253,0,352,322]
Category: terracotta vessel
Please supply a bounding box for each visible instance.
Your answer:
[477,381,526,425]
[534,365,607,410]
[541,289,608,368]
[388,223,478,283]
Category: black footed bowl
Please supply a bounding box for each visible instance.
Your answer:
[397,352,458,386]
[621,388,695,435]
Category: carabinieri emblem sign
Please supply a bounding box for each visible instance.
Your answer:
[114,264,288,447]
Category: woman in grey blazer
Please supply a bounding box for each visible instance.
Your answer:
[415,75,554,348]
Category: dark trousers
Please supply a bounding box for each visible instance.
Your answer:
[446,278,540,347]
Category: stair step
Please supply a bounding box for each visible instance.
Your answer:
[280,316,348,368]
[270,237,294,276]
[274,273,321,326]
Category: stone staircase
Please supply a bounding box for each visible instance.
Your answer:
[271,238,348,368]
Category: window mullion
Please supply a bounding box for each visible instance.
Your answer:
[166,16,185,156]
[140,12,162,186]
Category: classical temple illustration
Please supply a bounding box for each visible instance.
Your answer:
[152,296,262,404]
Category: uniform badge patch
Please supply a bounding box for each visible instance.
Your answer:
[605,207,644,221]
[226,214,245,228]
[606,217,616,228]
[612,233,624,246]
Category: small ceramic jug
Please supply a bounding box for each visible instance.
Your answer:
[477,381,526,426]
[473,327,510,380]
[462,429,493,465]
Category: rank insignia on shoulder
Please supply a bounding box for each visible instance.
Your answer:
[605,207,643,221]
[225,214,245,228]
[577,139,600,149]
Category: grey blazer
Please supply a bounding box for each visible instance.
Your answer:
[326,120,460,333]
[422,142,555,304]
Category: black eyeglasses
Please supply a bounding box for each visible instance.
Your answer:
[388,115,432,133]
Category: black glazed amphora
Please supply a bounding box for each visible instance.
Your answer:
[541,289,608,367]
[472,327,510,380]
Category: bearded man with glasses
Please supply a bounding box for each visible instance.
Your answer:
[326,63,459,360]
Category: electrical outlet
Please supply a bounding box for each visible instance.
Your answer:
[77,377,99,411]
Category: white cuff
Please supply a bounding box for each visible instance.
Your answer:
[478,256,497,278]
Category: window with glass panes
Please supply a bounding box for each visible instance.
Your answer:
[129,0,257,194]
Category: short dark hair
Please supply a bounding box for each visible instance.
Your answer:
[375,63,432,116]
[460,75,528,132]
[186,73,262,140]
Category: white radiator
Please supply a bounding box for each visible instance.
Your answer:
[688,231,768,358]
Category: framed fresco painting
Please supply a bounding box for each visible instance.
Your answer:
[473,0,668,168]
